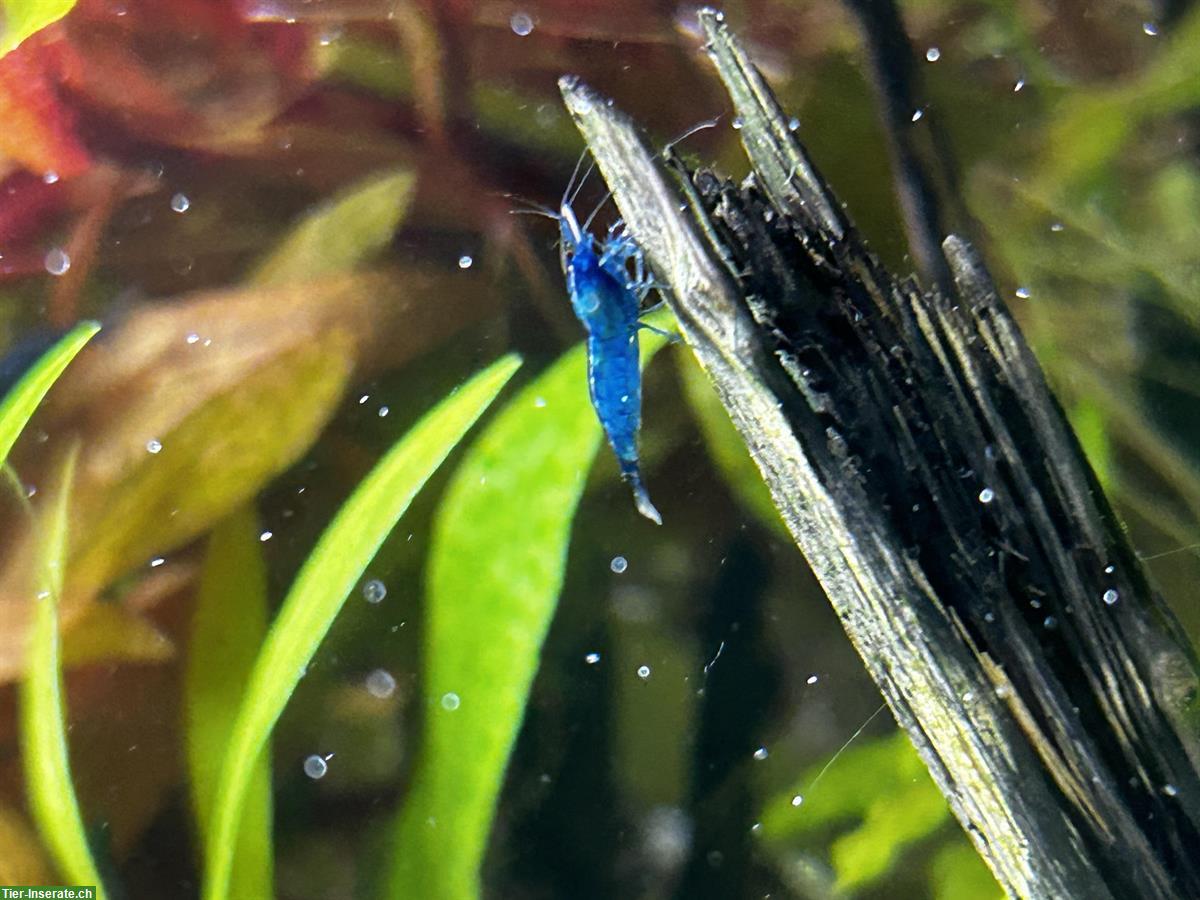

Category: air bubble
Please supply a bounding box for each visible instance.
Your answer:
[43,171,59,184]
[441,691,461,711]
[806,674,819,685]
[585,652,601,664]
[752,746,769,761]
[1015,286,1031,299]
[146,439,163,454]
[610,555,628,574]
[510,11,534,35]
[458,254,474,269]
[366,669,397,698]
[44,248,71,276]
[1143,21,1159,36]
[1103,589,1119,606]
[303,754,328,779]
[170,193,190,213]
[911,109,924,122]
[791,794,804,807]
[1013,78,1026,92]
[978,487,995,504]
[637,664,651,680]
[787,117,800,132]
[925,47,941,62]
[731,116,744,130]
[362,579,387,604]
[259,530,273,542]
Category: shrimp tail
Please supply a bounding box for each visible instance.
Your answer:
[620,462,662,525]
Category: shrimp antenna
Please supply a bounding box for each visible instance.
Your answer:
[506,193,560,220]
[664,115,722,153]
[582,188,613,233]
[561,147,592,209]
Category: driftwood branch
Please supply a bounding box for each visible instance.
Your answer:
[559,10,1200,899]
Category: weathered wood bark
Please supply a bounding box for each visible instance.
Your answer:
[558,11,1200,899]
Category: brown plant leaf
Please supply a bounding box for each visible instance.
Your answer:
[0,265,497,682]
[0,805,56,885]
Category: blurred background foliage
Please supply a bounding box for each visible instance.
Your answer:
[0,0,1197,897]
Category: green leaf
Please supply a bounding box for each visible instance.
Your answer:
[388,330,669,900]
[0,321,99,466]
[250,168,416,286]
[676,352,787,536]
[201,353,521,900]
[931,840,1002,900]
[760,730,954,893]
[0,0,76,57]
[830,778,951,890]
[19,445,107,898]
[186,507,273,900]
[1069,397,1112,491]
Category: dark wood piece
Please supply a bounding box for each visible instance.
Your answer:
[558,11,1200,899]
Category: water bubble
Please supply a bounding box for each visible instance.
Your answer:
[358,394,370,405]
[790,794,804,807]
[925,47,941,62]
[610,555,628,574]
[1013,77,1026,92]
[44,248,71,276]
[362,579,387,604]
[1043,615,1058,630]
[806,674,819,685]
[510,11,534,36]
[1015,286,1031,299]
[731,116,744,130]
[259,530,273,542]
[365,668,397,699]
[1142,21,1159,36]
[787,116,800,132]
[146,439,163,454]
[170,193,190,213]
[911,109,924,122]
[750,822,762,833]
[533,396,547,408]
[978,487,995,504]
[585,652,601,664]
[636,664,651,680]
[303,754,328,779]
[1051,222,1065,232]
[458,254,474,269]
[186,332,200,344]
[1162,783,1179,797]
[42,171,59,184]
[378,405,390,417]
[1104,564,1115,575]
[441,691,461,711]
[1103,589,1119,606]
[150,557,165,568]
[752,746,769,761]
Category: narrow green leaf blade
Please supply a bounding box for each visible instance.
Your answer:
[250,168,415,286]
[186,507,273,899]
[0,0,76,57]
[19,446,107,898]
[388,331,669,900]
[202,353,521,900]
[0,321,99,465]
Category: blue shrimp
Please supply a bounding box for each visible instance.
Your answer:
[556,199,664,524]
[516,158,666,524]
